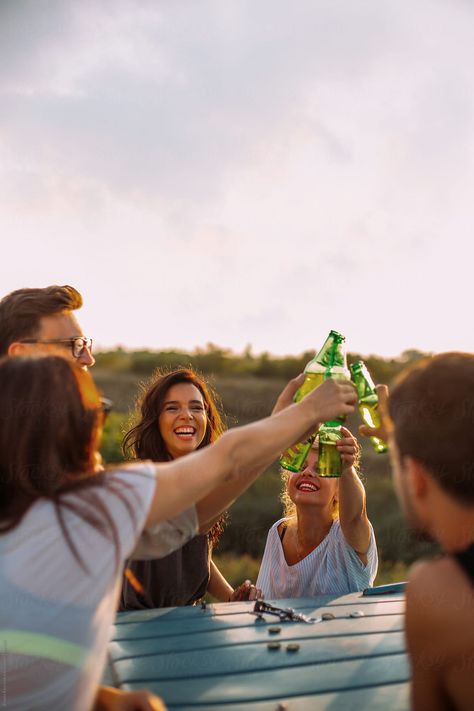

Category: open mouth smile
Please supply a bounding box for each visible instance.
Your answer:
[296,479,320,493]
[174,427,197,439]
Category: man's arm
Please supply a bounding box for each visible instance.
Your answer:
[405,561,450,711]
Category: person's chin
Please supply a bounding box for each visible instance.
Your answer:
[407,521,435,544]
[172,439,197,456]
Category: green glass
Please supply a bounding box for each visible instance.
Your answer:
[350,360,388,454]
[318,424,343,477]
[279,330,349,472]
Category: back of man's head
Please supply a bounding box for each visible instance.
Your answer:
[0,285,83,355]
[388,352,474,504]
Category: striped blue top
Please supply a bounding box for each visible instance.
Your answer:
[256,518,378,599]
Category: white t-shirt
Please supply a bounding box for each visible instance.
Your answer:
[256,517,378,599]
[0,463,198,711]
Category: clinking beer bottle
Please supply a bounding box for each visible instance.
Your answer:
[317,422,344,477]
[350,360,388,454]
[279,330,350,473]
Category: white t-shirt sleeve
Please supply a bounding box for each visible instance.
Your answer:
[130,505,199,560]
[87,462,159,561]
[96,463,199,562]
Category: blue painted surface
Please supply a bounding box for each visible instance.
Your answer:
[108,591,410,710]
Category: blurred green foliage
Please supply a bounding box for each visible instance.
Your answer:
[97,344,437,573]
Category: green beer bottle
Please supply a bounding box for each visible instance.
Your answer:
[279,330,349,473]
[350,360,388,454]
[317,422,344,477]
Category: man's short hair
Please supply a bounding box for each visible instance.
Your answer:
[388,352,474,504]
[0,285,83,355]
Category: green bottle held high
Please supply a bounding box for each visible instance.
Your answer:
[279,330,350,473]
[350,360,388,454]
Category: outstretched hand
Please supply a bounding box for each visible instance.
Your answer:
[358,384,390,443]
[273,374,357,424]
[94,686,167,710]
[337,426,361,471]
[272,373,305,415]
[305,378,357,424]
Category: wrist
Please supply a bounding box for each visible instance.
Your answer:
[299,396,321,430]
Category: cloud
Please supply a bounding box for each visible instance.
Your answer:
[1,0,474,357]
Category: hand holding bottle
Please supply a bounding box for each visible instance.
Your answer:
[272,373,305,416]
[336,426,361,472]
[358,383,391,445]
[272,374,356,426]
[302,378,357,426]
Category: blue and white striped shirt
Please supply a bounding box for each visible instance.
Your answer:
[256,517,378,599]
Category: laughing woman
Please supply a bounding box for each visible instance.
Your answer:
[120,368,254,609]
[256,428,378,599]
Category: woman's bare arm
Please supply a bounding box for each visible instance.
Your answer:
[206,559,234,601]
[337,427,371,563]
[145,378,356,529]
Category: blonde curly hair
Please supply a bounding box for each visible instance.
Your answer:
[280,441,362,522]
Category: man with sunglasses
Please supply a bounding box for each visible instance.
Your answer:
[0,284,94,368]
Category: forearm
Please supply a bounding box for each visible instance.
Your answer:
[339,466,370,555]
[196,464,263,531]
[146,402,315,528]
[196,403,320,527]
[339,467,367,523]
[146,379,355,529]
[207,559,234,601]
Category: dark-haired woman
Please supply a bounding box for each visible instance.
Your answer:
[120,368,254,608]
[0,356,356,709]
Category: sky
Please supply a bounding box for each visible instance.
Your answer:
[1,0,473,358]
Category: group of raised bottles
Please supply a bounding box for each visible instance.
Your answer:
[279,330,388,477]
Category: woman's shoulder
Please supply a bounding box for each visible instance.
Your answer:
[263,518,292,549]
[269,517,292,534]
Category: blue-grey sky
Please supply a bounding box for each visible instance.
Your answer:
[1,0,473,357]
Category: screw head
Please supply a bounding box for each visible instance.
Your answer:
[267,641,281,650]
[321,612,335,621]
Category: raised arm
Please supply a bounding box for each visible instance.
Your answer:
[145,377,357,529]
[337,427,371,563]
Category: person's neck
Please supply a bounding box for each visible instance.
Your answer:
[295,506,334,549]
[431,495,474,553]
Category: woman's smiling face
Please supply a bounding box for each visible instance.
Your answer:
[287,446,338,510]
[158,382,208,459]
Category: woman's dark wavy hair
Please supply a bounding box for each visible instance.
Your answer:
[123,367,227,546]
[0,356,136,571]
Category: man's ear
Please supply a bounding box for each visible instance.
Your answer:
[404,456,430,500]
[7,342,29,356]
